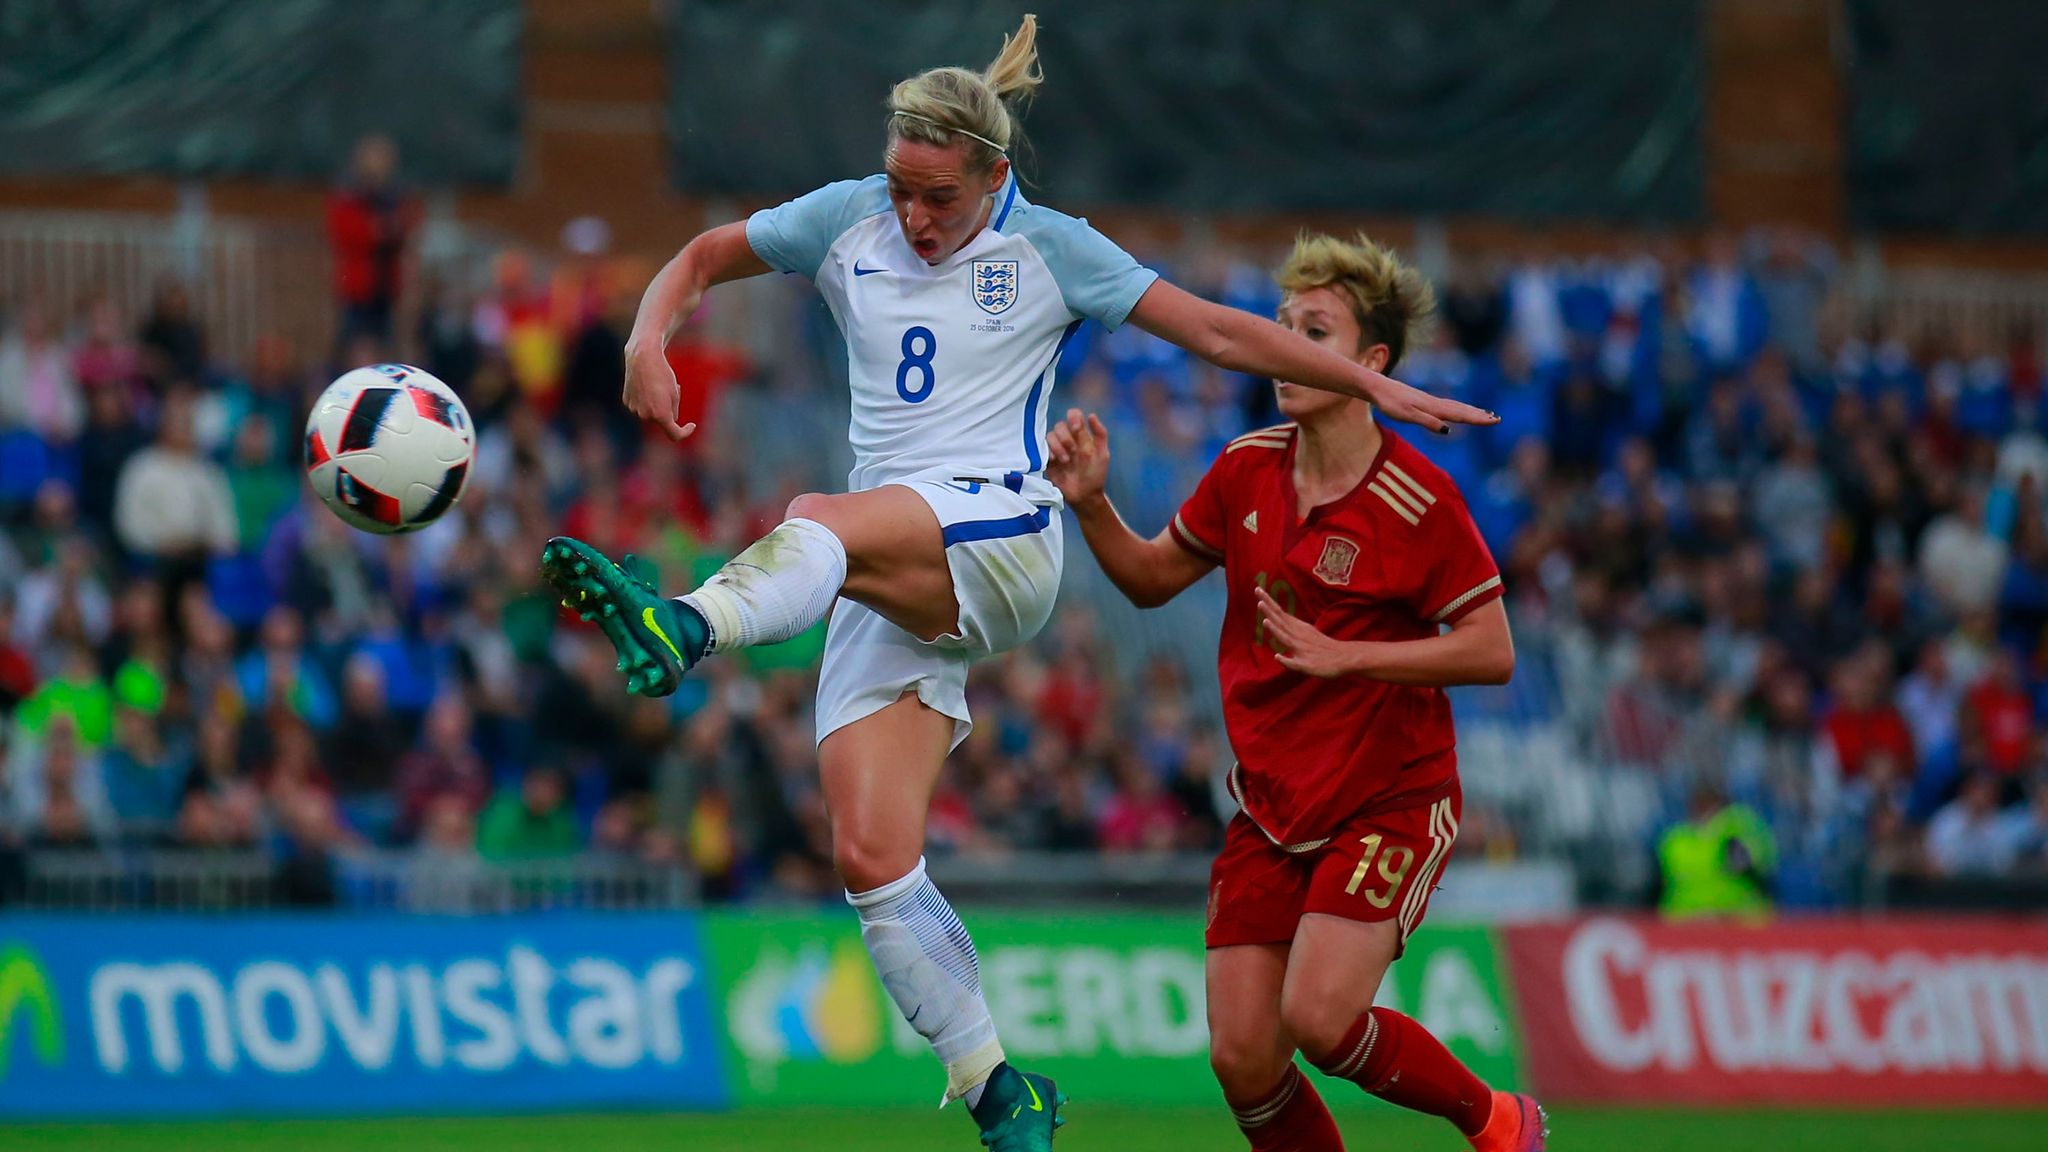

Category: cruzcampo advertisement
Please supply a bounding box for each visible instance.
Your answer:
[700,911,1525,1107]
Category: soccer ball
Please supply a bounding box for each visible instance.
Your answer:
[304,364,475,535]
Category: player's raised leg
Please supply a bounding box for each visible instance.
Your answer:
[539,484,959,697]
[825,693,1065,1150]
[1209,942,1343,1152]
[1284,911,1545,1152]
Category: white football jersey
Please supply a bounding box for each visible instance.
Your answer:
[747,173,1158,501]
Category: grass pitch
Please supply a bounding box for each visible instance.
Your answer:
[8,1107,2043,1151]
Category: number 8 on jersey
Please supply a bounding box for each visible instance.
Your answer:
[898,326,938,403]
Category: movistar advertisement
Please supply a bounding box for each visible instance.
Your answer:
[22,911,2035,1115]
[0,915,726,1116]
[703,911,1524,1107]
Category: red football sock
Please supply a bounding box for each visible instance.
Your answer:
[1227,1064,1345,1152]
[1309,1007,1493,1138]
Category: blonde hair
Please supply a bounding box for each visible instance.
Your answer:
[1277,232,1437,372]
[887,14,1043,171]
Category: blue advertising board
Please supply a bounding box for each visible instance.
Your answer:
[0,914,727,1117]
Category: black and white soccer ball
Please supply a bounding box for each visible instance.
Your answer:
[304,364,475,535]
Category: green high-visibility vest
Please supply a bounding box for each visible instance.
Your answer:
[1657,804,1776,919]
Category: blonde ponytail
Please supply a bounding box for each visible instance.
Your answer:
[982,14,1043,105]
[887,14,1042,170]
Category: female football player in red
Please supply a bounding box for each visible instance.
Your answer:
[1047,232,1543,1152]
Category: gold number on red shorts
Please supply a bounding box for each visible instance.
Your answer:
[1344,832,1416,909]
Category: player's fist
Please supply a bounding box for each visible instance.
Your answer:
[1045,408,1111,507]
[623,339,695,443]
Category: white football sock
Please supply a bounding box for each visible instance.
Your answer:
[847,857,1005,1106]
[680,517,847,653]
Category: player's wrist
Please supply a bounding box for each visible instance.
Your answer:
[1066,489,1112,517]
[1357,366,1396,407]
[1341,641,1382,678]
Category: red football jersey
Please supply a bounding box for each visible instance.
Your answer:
[1171,423,1502,850]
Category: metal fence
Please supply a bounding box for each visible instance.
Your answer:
[0,208,323,366]
[4,845,1576,917]
[9,205,2045,383]
[1853,264,2048,340]
[12,848,280,911]
[335,849,697,912]
[0,202,516,366]
[5,848,694,913]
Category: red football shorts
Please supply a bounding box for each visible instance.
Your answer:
[1205,783,1462,952]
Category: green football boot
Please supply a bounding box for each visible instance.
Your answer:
[968,1064,1066,1152]
[539,536,707,697]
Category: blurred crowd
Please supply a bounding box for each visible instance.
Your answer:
[4,174,2048,909]
[1398,231,2048,904]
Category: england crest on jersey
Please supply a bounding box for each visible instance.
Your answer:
[972,260,1018,315]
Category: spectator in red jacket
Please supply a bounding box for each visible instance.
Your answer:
[325,134,419,354]
[1822,644,1916,782]
[1961,647,2034,789]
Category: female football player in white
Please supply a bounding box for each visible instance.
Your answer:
[540,16,1494,1150]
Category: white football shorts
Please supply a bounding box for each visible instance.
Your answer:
[815,469,1064,750]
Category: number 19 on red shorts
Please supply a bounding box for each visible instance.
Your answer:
[1205,787,1461,953]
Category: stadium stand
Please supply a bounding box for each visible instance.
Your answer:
[5,208,2048,916]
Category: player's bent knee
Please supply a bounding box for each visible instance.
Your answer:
[831,830,920,895]
[1278,991,1356,1064]
[1209,1034,1289,1102]
[785,491,833,523]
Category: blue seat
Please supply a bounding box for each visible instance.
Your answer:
[0,429,52,507]
[354,637,440,715]
[207,553,276,630]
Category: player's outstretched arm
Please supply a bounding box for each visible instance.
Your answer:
[1256,590,1514,685]
[1125,280,1496,434]
[621,222,772,441]
[1046,408,1214,608]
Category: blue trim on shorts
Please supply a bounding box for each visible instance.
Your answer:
[941,504,1052,548]
[949,473,1025,493]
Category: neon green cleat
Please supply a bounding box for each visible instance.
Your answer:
[539,536,707,697]
[968,1065,1066,1152]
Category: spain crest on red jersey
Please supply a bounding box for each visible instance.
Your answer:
[1314,535,1360,586]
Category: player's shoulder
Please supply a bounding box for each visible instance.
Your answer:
[749,175,893,278]
[839,173,893,204]
[1380,429,1462,492]
[1203,423,1295,482]
[997,186,1069,238]
[1001,192,1123,263]
[833,174,895,229]
[998,184,1157,329]
[1224,423,1298,457]
[1361,428,1471,528]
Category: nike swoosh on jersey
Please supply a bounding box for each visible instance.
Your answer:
[853,262,889,276]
